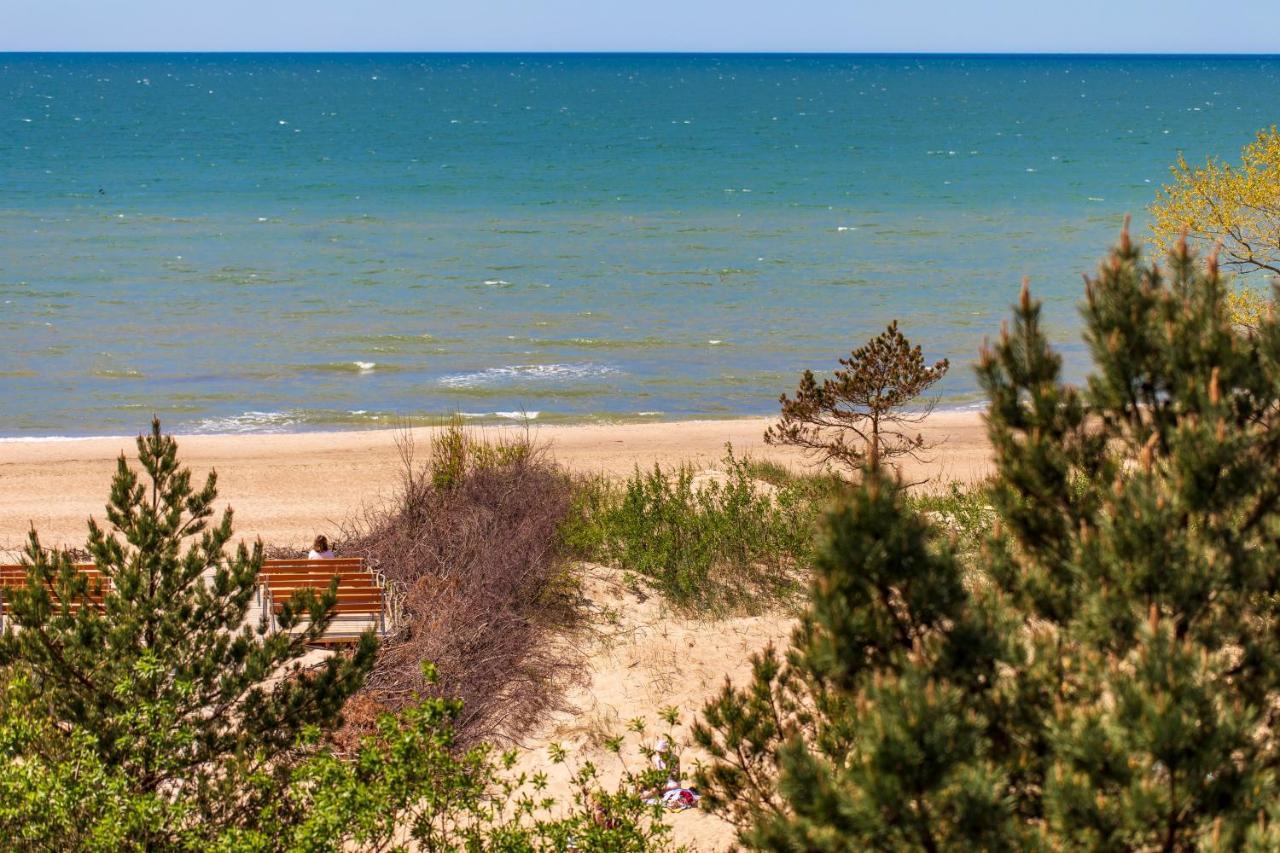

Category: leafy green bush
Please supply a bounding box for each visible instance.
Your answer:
[564,446,822,612]
[0,673,182,850]
[230,664,679,852]
[1,665,679,852]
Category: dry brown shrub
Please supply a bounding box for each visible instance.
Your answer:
[338,422,581,743]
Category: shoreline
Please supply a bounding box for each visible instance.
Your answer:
[0,402,989,444]
[0,411,992,551]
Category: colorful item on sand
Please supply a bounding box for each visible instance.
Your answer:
[661,788,699,811]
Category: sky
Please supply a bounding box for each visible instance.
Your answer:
[4,0,1279,53]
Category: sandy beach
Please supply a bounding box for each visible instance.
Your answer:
[0,411,990,551]
[0,409,991,849]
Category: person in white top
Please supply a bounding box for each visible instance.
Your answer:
[308,535,336,560]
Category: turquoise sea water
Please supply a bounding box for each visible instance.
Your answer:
[3,53,1279,436]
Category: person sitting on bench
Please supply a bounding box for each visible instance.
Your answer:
[308,535,336,560]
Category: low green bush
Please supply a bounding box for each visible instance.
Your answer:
[907,481,995,556]
[564,446,824,613]
[1,665,679,852]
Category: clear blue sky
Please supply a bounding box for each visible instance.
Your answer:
[4,0,1278,53]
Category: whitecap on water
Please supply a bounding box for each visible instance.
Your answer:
[438,363,618,388]
[353,361,376,372]
[189,411,301,434]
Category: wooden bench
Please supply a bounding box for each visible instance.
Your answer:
[0,558,392,644]
[0,564,110,628]
[258,558,391,640]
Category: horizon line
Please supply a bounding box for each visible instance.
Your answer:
[3,50,1280,57]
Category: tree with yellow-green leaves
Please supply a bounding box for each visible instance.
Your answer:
[1151,126,1280,275]
[1150,126,1280,326]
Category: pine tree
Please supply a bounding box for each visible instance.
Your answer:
[764,321,949,474]
[0,419,376,846]
[693,469,1023,850]
[695,223,1280,848]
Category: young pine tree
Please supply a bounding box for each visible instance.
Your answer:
[695,223,1280,849]
[765,321,949,475]
[0,419,376,847]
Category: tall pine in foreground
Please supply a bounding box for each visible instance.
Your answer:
[695,224,1280,849]
[0,419,376,847]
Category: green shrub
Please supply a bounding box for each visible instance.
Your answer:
[427,417,535,491]
[907,481,995,556]
[0,673,182,851]
[1,665,679,852]
[565,446,822,613]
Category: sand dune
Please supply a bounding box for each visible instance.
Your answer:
[515,564,797,850]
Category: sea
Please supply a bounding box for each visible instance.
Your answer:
[2,53,1279,437]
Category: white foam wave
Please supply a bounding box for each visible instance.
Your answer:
[353,361,376,371]
[456,410,541,420]
[439,363,619,388]
[189,410,301,434]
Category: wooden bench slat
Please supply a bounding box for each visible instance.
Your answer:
[264,578,379,586]
[272,603,382,611]
[2,559,392,644]
[262,569,370,578]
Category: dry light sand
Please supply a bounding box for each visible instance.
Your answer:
[514,564,799,851]
[0,411,990,551]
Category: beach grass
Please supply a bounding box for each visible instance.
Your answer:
[563,446,827,613]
